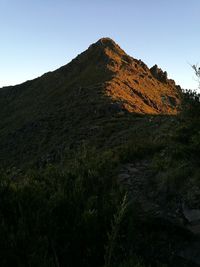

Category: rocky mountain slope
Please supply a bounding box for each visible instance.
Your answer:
[94,38,182,114]
[0,38,182,168]
[1,38,200,267]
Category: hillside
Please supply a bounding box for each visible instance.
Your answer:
[0,37,182,168]
[2,38,200,267]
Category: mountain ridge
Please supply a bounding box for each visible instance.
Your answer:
[0,37,182,168]
[50,37,182,114]
[0,37,182,115]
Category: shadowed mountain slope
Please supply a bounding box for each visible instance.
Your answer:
[2,39,200,267]
[0,38,182,168]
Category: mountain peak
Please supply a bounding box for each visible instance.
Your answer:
[96,37,117,46]
[0,38,182,167]
[87,37,126,57]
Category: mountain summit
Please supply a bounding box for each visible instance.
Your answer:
[86,37,182,114]
[0,38,182,167]
[59,37,181,114]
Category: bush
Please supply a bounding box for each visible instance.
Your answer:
[0,147,125,267]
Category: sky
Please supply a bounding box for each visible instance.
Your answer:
[0,0,200,90]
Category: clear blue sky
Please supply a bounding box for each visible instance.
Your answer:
[0,0,200,90]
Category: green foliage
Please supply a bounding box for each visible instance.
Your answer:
[1,80,200,266]
[117,257,145,267]
[153,90,200,206]
[0,148,125,267]
[120,136,163,163]
[105,193,129,267]
[0,143,175,267]
[173,90,200,161]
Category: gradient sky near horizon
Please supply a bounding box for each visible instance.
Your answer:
[0,0,200,90]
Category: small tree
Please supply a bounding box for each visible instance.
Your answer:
[192,64,200,89]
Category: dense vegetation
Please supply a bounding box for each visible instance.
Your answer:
[0,89,200,267]
[0,144,146,267]
[0,149,123,266]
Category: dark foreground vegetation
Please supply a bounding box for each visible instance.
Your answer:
[0,90,200,267]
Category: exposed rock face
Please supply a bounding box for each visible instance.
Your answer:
[87,38,182,115]
[62,37,182,115]
[150,64,168,83]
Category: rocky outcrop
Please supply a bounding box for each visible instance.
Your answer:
[150,64,168,83]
